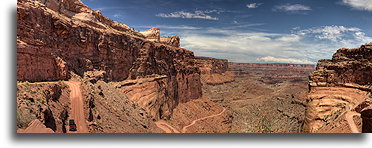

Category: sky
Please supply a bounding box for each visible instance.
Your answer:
[81,0,371,64]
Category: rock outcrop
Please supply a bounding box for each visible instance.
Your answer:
[194,57,235,85]
[304,45,371,133]
[17,82,70,133]
[17,0,202,120]
[160,36,180,48]
[195,57,229,74]
[140,28,181,48]
[229,63,316,84]
[141,28,160,42]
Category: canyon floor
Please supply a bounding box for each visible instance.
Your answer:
[16,0,370,134]
[202,63,315,133]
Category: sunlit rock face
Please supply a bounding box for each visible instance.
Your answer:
[17,0,202,120]
[304,45,371,133]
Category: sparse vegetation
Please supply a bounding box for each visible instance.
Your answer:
[16,107,36,128]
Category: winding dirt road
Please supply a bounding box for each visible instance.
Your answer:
[345,111,361,133]
[155,108,227,133]
[65,81,89,133]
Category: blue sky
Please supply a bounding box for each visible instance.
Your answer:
[81,0,371,64]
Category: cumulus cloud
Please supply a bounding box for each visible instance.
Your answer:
[274,4,311,12]
[156,10,219,20]
[152,24,369,64]
[180,30,315,64]
[297,26,361,42]
[247,3,262,9]
[258,56,313,64]
[342,0,372,11]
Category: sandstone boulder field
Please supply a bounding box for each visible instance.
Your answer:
[16,0,371,133]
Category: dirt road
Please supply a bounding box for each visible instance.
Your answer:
[17,120,54,133]
[155,108,226,133]
[155,121,181,133]
[65,81,89,133]
[345,111,361,133]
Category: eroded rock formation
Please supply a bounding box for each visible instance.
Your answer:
[160,36,180,48]
[140,28,181,47]
[17,0,202,121]
[304,45,372,133]
[141,28,160,42]
[194,57,235,85]
[229,63,315,84]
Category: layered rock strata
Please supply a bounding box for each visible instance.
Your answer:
[140,28,181,47]
[194,57,235,85]
[304,45,372,133]
[160,36,180,48]
[17,0,202,120]
[229,63,315,84]
[141,28,160,42]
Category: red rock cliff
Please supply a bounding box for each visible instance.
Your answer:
[304,45,371,133]
[17,0,202,120]
[194,57,229,74]
[194,57,234,85]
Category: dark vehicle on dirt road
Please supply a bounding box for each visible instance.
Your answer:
[69,120,77,131]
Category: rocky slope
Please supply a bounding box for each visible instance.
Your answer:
[194,57,235,85]
[17,0,202,123]
[304,45,371,133]
[17,82,70,133]
[203,63,313,133]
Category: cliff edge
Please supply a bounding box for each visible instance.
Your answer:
[304,45,371,133]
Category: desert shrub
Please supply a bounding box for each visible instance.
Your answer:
[16,107,36,128]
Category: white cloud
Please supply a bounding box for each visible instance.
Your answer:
[353,31,372,43]
[342,0,372,11]
[247,3,262,9]
[258,56,313,64]
[276,34,301,42]
[175,25,369,64]
[113,14,122,18]
[156,10,219,20]
[274,4,311,12]
[296,26,367,42]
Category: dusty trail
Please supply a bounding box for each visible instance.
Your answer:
[17,120,54,133]
[65,81,89,133]
[155,108,226,133]
[345,111,361,133]
[155,121,180,133]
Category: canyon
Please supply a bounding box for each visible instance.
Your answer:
[17,0,227,133]
[304,45,371,133]
[16,0,371,134]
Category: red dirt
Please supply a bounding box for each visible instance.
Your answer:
[181,108,227,133]
[65,81,89,133]
[155,108,226,133]
[155,121,180,133]
[17,120,54,133]
[345,111,361,133]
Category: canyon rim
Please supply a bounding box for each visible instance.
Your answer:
[16,0,371,133]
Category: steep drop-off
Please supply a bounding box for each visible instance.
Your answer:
[304,45,371,133]
[17,0,202,122]
[194,57,235,85]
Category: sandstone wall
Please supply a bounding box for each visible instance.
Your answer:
[17,0,202,120]
[160,36,180,48]
[194,57,234,85]
[194,57,229,74]
[140,28,160,42]
[304,45,371,133]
